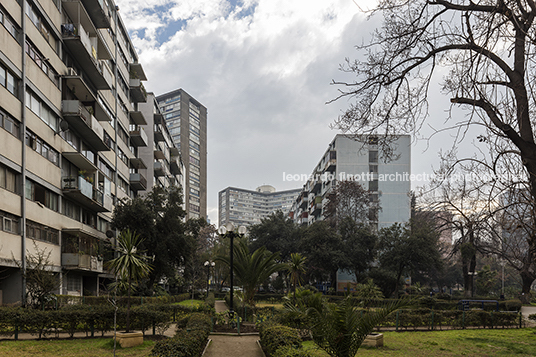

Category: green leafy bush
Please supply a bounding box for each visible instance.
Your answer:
[260,325,301,356]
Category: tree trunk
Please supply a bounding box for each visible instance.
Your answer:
[520,269,535,304]
[126,275,131,333]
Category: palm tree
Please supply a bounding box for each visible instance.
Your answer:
[216,239,285,306]
[107,229,152,333]
[287,253,307,300]
[306,296,409,357]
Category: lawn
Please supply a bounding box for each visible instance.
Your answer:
[303,328,536,356]
[176,299,205,308]
[0,338,156,357]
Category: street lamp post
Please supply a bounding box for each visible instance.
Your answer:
[217,222,247,319]
[204,260,215,294]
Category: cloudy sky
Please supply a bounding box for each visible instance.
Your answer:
[114,0,472,223]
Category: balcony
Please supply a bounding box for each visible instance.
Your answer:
[299,195,309,209]
[129,126,148,147]
[130,172,147,191]
[62,151,97,172]
[170,157,182,175]
[79,0,111,28]
[170,146,180,157]
[154,161,167,177]
[62,100,109,151]
[154,124,165,142]
[62,253,103,272]
[312,179,322,194]
[62,176,109,212]
[129,62,147,81]
[312,196,323,215]
[325,151,337,172]
[63,72,111,122]
[129,157,147,170]
[129,110,147,126]
[129,78,147,103]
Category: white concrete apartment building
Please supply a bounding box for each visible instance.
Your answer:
[0,0,157,304]
[219,185,302,227]
[288,134,412,292]
[289,134,411,229]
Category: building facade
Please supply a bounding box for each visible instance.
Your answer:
[136,93,185,199]
[156,89,207,220]
[288,134,412,292]
[219,185,301,227]
[0,0,153,304]
[289,134,411,229]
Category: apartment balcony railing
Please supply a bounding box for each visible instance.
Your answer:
[129,126,148,147]
[130,172,147,191]
[62,253,103,273]
[325,158,336,172]
[311,196,323,215]
[62,100,109,151]
[299,195,309,209]
[129,78,147,103]
[312,179,322,194]
[62,176,109,212]
[63,69,111,122]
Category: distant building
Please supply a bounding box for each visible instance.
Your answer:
[288,134,411,292]
[156,89,207,220]
[219,185,302,227]
[289,134,411,229]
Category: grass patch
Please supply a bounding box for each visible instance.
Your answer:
[176,299,204,308]
[0,338,155,357]
[255,301,283,309]
[302,328,536,356]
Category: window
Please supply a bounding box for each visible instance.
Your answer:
[0,163,19,194]
[25,89,59,131]
[63,199,80,221]
[1,211,19,234]
[369,150,378,163]
[369,179,378,192]
[25,178,58,211]
[0,5,19,40]
[25,39,59,87]
[0,108,20,139]
[26,131,59,166]
[369,165,378,174]
[103,131,115,150]
[0,62,18,97]
[26,220,59,245]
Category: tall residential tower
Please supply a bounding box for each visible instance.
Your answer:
[156,89,207,220]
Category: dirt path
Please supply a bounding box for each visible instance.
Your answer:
[204,334,263,357]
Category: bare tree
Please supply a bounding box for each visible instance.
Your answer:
[334,0,536,300]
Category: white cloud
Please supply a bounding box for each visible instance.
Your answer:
[114,0,407,224]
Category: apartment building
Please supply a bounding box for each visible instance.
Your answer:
[156,89,207,220]
[135,93,185,199]
[0,0,152,304]
[289,134,411,228]
[288,134,411,292]
[219,185,301,227]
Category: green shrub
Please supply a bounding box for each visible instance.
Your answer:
[205,292,215,308]
[150,329,208,357]
[503,299,522,311]
[260,325,301,356]
[272,345,312,357]
[151,313,212,357]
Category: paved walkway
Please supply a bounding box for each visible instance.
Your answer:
[206,300,264,357]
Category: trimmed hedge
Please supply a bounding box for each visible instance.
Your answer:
[260,325,302,357]
[54,293,190,309]
[151,313,211,357]
[272,346,313,357]
[0,304,179,338]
